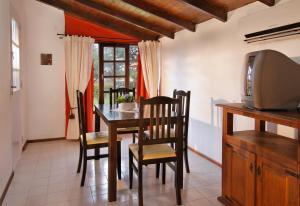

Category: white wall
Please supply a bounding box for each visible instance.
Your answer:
[10,0,28,169]
[161,0,300,163]
[0,0,13,196]
[23,0,65,140]
[0,0,65,195]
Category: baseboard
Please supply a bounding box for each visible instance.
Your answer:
[188,146,222,168]
[27,137,65,143]
[22,140,28,151]
[0,171,14,205]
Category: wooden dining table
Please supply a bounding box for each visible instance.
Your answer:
[94,104,183,202]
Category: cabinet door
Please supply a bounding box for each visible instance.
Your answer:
[256,158,299,206]
[223,144,256,206]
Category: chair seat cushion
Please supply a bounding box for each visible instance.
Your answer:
[81,132,121,145]
[117,127,139,133]
[144,126,176,138]
[129,144,176,161]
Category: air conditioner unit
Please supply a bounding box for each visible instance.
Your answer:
[238,0,300,43]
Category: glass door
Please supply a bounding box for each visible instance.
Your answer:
[99,44,128,104]
[93,43,138,105]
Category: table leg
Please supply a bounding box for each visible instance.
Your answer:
[95,112,100,132]
[95,112,100,158]
[108,124,117,202]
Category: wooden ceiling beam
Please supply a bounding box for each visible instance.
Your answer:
[76,0,174,39]
[259,0,275,6]
[36,0,158,41]
[180,0,227,22]
[123,0,196,32]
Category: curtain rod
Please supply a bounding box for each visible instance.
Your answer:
[57,33,138,42]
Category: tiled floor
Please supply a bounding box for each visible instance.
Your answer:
[3,137,222,206]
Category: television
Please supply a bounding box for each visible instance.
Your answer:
[241,50,300,110]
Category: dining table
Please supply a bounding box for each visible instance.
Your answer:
[94,103,183,202]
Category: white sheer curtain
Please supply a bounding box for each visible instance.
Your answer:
[138,40,161,97]
[65,36,95,140]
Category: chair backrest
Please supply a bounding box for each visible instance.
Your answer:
[138,96,184,159]
[76,90,87,145]
[173,89,191,139]
[109,87,135,105]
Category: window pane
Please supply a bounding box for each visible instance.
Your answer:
[104,63,114,76]
[11,19,19,45]
[116,78,125,89]
[129,45,138,89]
[104,78,114,92]
[115,62,125,76]
[12,44,20,69]
[129,66,137,89]
[116,47,125,61]
[12,70,20,91]
[93,44,99,105]
[129,45,138,65]
[104,93,110,104]
[104,47,114,61]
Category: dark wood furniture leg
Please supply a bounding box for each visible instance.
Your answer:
[117,141,122,180]
[138,161,143,206]
[129,149,133,189]
[255,119,265,132]
[95,111,100,158]
[81,149,88,186]
[184,139,190,173]
[77,142,83,173]
[162,163,166,184]
[156,163,160,178]
[108,124,117,202]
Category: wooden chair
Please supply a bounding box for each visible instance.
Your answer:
[151,90,191,181]
[173,89,191,173]
[109,87,139,143]
[129,96,183,206]
[76,90,122,186]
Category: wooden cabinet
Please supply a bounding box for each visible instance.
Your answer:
[256,158,298,206]
[217,103,300,206]
[223,144,255,206]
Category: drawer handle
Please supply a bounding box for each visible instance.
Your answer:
[286,170,300,179]
[249,163,254,172]
[256,166,261,176]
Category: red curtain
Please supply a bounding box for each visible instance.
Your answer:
[136,53,149,99]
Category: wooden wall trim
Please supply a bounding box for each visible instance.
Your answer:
[0,172,14,205]
[259,0,275,6]
[22,140,28,151]
[188,146,222,168]
[27,137,66,143]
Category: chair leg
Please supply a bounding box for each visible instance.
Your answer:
[156,163,160,179]
[129,150,133,189]
[138,163,143,206]
[77,142,83,173]
[117,142,122,180]
[132,133,136,143]
[80,150,87,186]
[175,162,182,205]
[184,148,190,173]
[162,163,166,185]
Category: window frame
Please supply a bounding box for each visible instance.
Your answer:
[95,43,138,104]
[10,17,21,93]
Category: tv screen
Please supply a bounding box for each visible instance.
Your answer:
[246,56,255,97]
